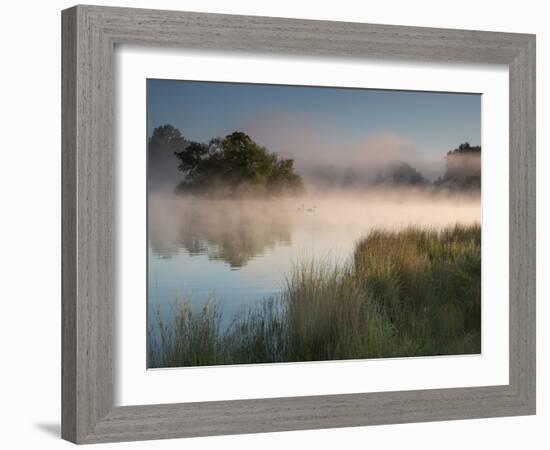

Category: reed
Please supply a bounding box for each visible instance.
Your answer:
[149,224,481,368]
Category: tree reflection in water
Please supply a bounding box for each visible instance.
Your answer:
[148,194,294,269]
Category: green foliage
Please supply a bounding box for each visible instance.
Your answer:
[148,302,222,367]
[149,224,481,367]
[167,128,304,196]
[353,224,481,356]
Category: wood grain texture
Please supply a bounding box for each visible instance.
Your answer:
[508,36,536,408]
[61,4,536,444]
[61,7,77,443]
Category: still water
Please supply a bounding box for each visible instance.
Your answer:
[147,190,480,332]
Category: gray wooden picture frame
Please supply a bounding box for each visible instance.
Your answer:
[61,4,536,444]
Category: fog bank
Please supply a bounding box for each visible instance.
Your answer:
[148,187,480,266]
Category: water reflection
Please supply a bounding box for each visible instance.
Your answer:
[149,196,294,268]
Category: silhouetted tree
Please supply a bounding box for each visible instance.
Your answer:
[375,161,427,186]
[148,125,189,188]
[149,124,187,151]
[435,142,481,190]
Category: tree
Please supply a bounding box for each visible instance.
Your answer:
[148,124,189,188]
[436,142,481,190]
[149,124,187,151]
[170,129,304,196]
[375,161,427,186]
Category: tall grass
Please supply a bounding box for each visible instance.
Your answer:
[148,224,481,368]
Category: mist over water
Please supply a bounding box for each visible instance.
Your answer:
[148,187,480,331]
[149,188,480,261]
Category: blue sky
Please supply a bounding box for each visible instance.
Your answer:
[147,79,481,177]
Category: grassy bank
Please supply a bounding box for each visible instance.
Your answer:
[148,224,481,368]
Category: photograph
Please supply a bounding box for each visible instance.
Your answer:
[146,79,482,368]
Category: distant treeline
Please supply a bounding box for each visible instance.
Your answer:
[369,143,480,190]
[314,143,480,191]
[148,124,481,194]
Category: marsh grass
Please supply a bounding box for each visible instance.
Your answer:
[149,224,481,368]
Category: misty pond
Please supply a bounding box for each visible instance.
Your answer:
[146,80,482,367]
[147,190,480,342]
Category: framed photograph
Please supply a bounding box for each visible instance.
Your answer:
[62,5,536,444]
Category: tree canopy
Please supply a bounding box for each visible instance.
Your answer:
[148,125,188,188]
[166,128,304,196]
[447,142,481,155]
[149,124,187,152]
